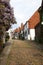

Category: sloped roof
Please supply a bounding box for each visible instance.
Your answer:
[28,11,40,29]
[13,27,21,33]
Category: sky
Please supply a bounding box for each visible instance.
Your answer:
[9,0,42,32]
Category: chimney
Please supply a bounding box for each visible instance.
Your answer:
[21,23,24,30]
[18,27,21,33]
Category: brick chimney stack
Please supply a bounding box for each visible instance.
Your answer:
[21,23,24,30]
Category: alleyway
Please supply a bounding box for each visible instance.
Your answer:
[6,40,43,65]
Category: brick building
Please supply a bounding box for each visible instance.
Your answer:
[29,11,40,40]
[24,21,30,40]
[24,10,40,40]
[13,0,43,42]
[13,27,21,39]
[34,0,43,43]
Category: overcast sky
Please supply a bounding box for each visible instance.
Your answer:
[9,0,42,31]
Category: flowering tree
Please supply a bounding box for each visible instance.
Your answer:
[0,0,16,49]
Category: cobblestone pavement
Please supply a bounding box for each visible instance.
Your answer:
[6,40,43,65]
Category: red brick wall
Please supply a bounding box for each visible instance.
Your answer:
[28,11,40,29]
[14,27,21,33]
[14,28,18,33]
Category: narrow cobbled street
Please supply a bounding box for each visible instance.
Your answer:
[6,40,43,65]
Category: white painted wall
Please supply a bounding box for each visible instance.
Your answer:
[28,34,30,40]
[8,29,13,40]
[41,21,43,25]
[30,29,35,40]
[24,22,30,40]
[24,23,35,40]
